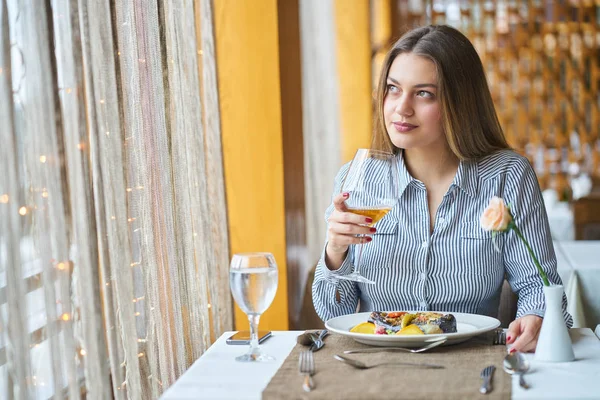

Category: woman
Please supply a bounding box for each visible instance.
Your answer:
[312,25,571,353]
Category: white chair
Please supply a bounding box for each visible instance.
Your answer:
[595,324,600,340]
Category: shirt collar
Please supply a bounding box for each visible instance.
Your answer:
[396,151,414,198]
[396,150,478,198]
[452,158,478,198]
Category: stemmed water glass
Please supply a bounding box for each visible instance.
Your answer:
[336,149,398,285]
[229,252,278,362]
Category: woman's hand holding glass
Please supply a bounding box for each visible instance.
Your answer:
[325,192,377,265]
[325,149,398,284]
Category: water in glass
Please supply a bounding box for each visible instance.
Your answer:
[229,252,278,362]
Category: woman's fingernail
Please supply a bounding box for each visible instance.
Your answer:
[508,347,516,353]
[342,192,349,198]
[365,237,372,242]
[365,217,373,223]
[370,228,376,233]
[507,335,512,342]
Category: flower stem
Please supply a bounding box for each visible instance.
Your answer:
[510,223,550,286]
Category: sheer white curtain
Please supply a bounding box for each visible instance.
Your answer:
[0,0,231,398]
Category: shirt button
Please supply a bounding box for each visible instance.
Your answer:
[421,241,429,249]
[420,272,427,281]
[438,217,446,227]
[419,301,428,309]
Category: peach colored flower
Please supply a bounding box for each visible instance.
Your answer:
[480,197,513,231]
[480,196,550,286]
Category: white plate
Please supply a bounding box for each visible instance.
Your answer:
[325,311,501,347]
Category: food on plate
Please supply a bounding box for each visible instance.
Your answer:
[396,324,424,335]
[350,311,457,335]
[349,322,376,334]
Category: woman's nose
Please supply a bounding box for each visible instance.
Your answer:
[395,95,414,117]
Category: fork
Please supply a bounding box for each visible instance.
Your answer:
[493,329,506,345]
[479,365,496,394]
[309,329,329,351]
[298,350,315,392]
[343,338,447,354]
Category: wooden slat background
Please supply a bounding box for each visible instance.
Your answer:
[378,0,599,198]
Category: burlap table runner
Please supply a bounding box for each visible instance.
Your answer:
[262,332,510,400]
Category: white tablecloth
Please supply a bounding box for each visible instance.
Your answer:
[161,329,600,400]
[554,241,600,329]
[547,203,575,241]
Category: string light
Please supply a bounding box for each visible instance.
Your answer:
[198,50,203,55]
[0,67,3,74]
[57,262,67,270]
[61,313,70,321]
[106,131,110,136]
[80,349,86,356]
[207,303,211,309]
[0,194,8,203]
[39,155,47,163]
[65,88,72,94]
[126,188,133,192]
[19,206,27,215]
[130,261,140,267]
[42,191,48,198]
[127,218,136,222]
[137,352,144,358]
[99,99,105,104]
[134,312,141,316]
[77,142,85,150]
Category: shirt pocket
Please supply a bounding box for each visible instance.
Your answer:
[459,221,503,275]
[359,217,398,270]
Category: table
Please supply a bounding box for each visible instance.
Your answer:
[546,202,575,241]
[554,241,600,329]
[160,329,600,399]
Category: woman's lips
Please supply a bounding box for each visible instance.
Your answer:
[392,122,418,133]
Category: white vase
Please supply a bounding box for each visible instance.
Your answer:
[535,284,575,362]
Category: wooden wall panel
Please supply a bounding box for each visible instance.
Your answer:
[335,0,373,162]
[213,0,289,331]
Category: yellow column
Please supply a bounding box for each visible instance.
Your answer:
[213,0,289,331]
[334,0,373,162]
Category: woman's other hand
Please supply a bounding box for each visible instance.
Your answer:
[324,193,376,269]
[506,314,543,353]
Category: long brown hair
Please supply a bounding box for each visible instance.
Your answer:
[372,25,510,160]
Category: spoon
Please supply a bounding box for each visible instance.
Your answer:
[333,354,444,370]
[503,351,530,389]
[343,338,447,354]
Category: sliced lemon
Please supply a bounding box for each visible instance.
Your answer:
[401,313,417,328]
[349,322,376,334]
[396,324,424,335]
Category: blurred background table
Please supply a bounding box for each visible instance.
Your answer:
[555,241,600,329]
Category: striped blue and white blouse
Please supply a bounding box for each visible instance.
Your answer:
[312,149,572,326]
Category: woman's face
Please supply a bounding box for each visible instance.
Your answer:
[383,52,444,151]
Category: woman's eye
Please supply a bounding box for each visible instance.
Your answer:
[416,90,434,98]
[386,84,399,93]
